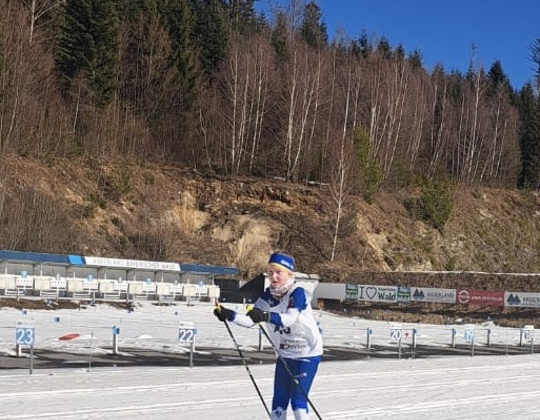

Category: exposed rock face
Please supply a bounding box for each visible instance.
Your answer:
[2,155,540,284]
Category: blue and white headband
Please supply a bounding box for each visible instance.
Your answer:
[268,252,295,272]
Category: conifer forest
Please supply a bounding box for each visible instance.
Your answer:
[2,0,540,194]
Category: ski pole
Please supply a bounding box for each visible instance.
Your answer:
[223,319,271,419]
[258,324,323,420]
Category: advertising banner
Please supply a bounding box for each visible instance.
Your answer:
[505,292,540,308]
[345,284,358,300]
[357,285,398,303]
[397,286,411,303]
[457,290,504,306]
[411,287,456,304]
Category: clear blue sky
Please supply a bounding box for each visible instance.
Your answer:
[259,0,540,90]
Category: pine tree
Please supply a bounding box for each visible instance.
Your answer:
[299,1,327,49]
[487,60,510,88]
[190,0,229,79]
[529,38,540,93]
[55,1,92,89]
[116,0,153,21]
[408,49,423,70]
[357,30,372,60]
[376,36,392,59]
[486,60,514,101]
[0,33,3,76]
[354,128,382,202]
[271,10,289,65]
[91,0,119,105]
[161,0,200,104]
[517,83,540,189]
[517,39,540,189]
[55,0,118,107]
[225,0,259,35]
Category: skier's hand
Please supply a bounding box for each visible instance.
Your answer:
[214,305,235,322]
[247,308,269,323]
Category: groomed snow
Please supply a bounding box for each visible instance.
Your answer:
[0,300,538,419]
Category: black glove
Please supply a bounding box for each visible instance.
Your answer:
[214,305,235,322]
[248,308,270,323]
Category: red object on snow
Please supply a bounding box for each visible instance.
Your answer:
[58,333,80,341]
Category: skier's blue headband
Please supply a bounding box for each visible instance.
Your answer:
[268,252,295,272]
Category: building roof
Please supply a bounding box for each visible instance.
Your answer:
[0,250,239,277]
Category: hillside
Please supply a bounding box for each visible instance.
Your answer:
[4,154,540,327]
[2,154,540,281]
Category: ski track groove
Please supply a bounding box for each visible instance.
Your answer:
[320,389,540,419]
[0,378,255,400]
[0,397,261,419]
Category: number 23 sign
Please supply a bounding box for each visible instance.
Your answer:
[16,327,35,346]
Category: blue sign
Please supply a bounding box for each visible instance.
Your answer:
[16,327,35,346]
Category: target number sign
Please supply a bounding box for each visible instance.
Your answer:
[178,327,196,343]
[464,327,475,342]
[390,328,402,341]
[16,327,35,346]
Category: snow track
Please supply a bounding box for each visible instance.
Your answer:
[2,356,540,419]
[2,302,540,419]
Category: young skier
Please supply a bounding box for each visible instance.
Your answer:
[214,252,323,420]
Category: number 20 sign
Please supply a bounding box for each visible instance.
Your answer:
[16,327,35,346]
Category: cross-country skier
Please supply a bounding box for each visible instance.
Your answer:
[214,252,323,420]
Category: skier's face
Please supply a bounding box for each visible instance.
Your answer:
[267,265,293,287]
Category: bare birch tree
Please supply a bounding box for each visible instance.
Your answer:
[427,68,450,178]
[405,69,429,171]
[329,69,353,261]
[368,43,409,183]
[0,3,26,153]
[462,58,486,183]
[218,34,271,174]
[19,0,65,43]
[478,66,520,186]
[448,45,503,185]
[280,43,322,181]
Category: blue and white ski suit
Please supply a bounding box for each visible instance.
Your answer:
[232,283,323,420]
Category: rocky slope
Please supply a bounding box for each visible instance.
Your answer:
[4,154,540,326]
[2,154,540,282]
